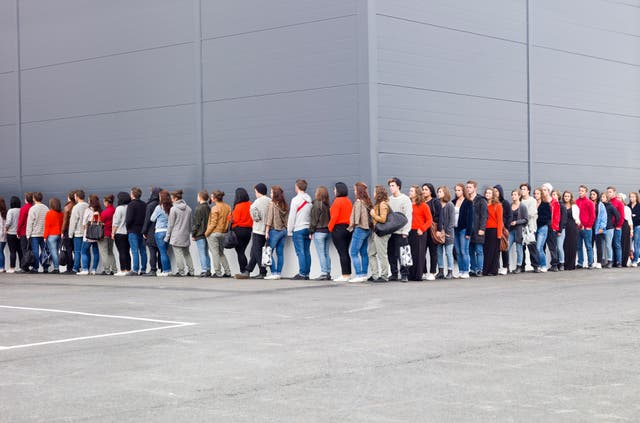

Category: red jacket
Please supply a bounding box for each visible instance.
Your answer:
[232,202,253,228]
[329,197,352,232]
[486,203,504,237]
[575,196,595,229]
[550,198,560,232]
[17,203,31,237]
[101,205,116,238]
[411,203,432,232]
[610,197,625,229]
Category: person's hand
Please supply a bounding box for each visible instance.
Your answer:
[370,209,376,217]
[465,235,470,239]
[478,230,485,236]
[402,234,407,238]
[309,234,313,240]
[417,229,423,235]
[511,221,516,226]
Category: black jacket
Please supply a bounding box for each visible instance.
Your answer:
[142,188,161,246]
[125,199,146,234]
[192,202,211,240]
[471,195,488,244]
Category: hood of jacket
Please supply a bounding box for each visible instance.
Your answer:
[148,187,161,204]
[173,199,187,210]
[493,184,505,202]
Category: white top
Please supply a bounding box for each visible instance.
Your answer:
[287,192,312,235]
[454,205,460,228]
[112,205,128,235]
[388,192,412,235]
[624,206,633,228]
[0,215,6,242]
[5,208,19,235]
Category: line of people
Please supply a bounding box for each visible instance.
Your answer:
[1,178,639,281]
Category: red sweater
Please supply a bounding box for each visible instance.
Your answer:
[576,196,595,229]
[328,197,352,232]
[550,198,560,232]
[43,210,64,239]
[610,197,625,229]
[411,203,432,232]
[101,205,115,238]
[17,203,31,237]
[232,202,253,228]
[486,203,504,237]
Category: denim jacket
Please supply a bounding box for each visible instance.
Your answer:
[594,202,607,233]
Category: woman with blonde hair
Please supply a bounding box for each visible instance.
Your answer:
[453,183,473,278]
[368,185,390,282]
[408,185,432,281]
[437,186,455,279]
[483,187,504,276]
[347,182,372,282]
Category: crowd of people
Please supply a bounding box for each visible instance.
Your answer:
[0,178,639,282]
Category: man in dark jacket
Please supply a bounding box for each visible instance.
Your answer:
[125,187,148,275]
[494,184,512,274]
[141,187,162,276]
[192,191,211,277]
[466,180,488,277]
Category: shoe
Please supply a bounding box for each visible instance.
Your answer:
[576,264,583,269]
[141,272,156,277]
[513,266,522,274]
[400,276,408,282]
[469,270,477,277]
[460,272,470,279]
[29,269,38,274]
[533,267,541,273]
[435,271,444,280]
[444,270,453,279]
[632,262,638,268]
[605,262,612,269]
[388,275,399,281]
[540,267,548,273]
[475,272,484,278]
[313,274,330,281]
[235,271,250,279]
[422,273,429,280]
[367,276,376,282]
[50,269,60,274]
[199,272,209,278]
[333,275,350,282]
[126,271,137,276]
[558,264,564,271]
[7,268,15,273]
[348,276,364,283]
[549,266,558,272]
[114,271,126,277]
[76,270,89,276]
[222,273,231,278]
[292,274,306,280]
[158,272,170,277]
[264,274,280,280]
[498,268,508,275]
[253,274,265,279]
[593,262,601,269]
[425,273,436,281]
[186,272,194,277]
[369,277,388,283]
[90,270,96,275]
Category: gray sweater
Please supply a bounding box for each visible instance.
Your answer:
[250,195,271,235]
[69,202,89,237]
[165,200,192,247]
[388,193,412,236]
[26,203,49,238]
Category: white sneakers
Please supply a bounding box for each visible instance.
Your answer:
[348,276,367,283]
[332,275,350,282]
[460,272,470,279]
[76,270,89,276]
[158,271,170,277]
[7,268,15,273]
[498,268,508,275]
[425,273,436,281]
[590,263,599,269]
[114,271,128,277]
[540,267,548,273]
[265,274,281,280]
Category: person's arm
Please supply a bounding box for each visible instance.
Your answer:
[496,204,504,237]
[164,209,175,243]
[402,197,412,236]
[478,202,488,235]
[141,203,153,238]
[205,206,217,238]
[420,204,432,235]
[328,200,339,232]
[287,197,299,236]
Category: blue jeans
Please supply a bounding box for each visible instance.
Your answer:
[605,229,614,263]
[469,242,483,273]
[0,241,6,269]
[508,230,523,266]
[313,231,331,275]
[634,226,640,262]
[269,229,287,274]
[536,225,548,268]
[81,241,99,271]
[454,229,470,273]
[47,235,61,270]
[349,228,370,276]
[613,228,622,265]
[437,243,454,270]
[577,229,593,267]
[154,232,171,273]
[292,228,311,276]
[128,233,147,273]
[31,236,45,270]
[195,238,211,272]
[73,236,84,271]
[556,229,566,264]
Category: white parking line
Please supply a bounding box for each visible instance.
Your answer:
[0,305,197,351]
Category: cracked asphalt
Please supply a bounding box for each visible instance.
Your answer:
[1,268,639,422]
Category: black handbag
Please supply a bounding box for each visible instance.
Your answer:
[85,213,104,241]
[59,243,68,267]
[23,243,35,267]
[222,220,239,249]
[374,211,408,236]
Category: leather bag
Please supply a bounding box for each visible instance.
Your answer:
[430,222,445,244]
[374,211,408,237]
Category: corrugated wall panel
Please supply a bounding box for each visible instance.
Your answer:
[0,73,18,126]
[0,0,17,73]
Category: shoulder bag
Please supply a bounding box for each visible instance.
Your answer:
[500,227,509,251]
[85,214,104,241]
[374,211,408,237]
[430,222,445,244]
[223,218,239,249]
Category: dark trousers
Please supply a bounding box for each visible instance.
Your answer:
[424,231,439,274]
[595,233,605,264]
[408,229,428,280]
[332,224,352,275]
[20,237,32,271]
[521,242,539,269]
[483,228,500,275]
[388,233,409,279]
[246,233,267,275]
[545,225,559,267]
[147,245,161,272]
[233,227,252,272]
[62,235,74,271]
[7,234,21,269]
[114,234,131,271]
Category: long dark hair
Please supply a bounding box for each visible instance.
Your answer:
[271,186,288,212]
[334,182,348,198]
[117,191,130,206]
[10,196,20,209]
[88,195,102,213]
[159,190,172,214]
[233,188,250,208]
[0,197,6,220]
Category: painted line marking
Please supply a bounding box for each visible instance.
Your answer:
[0,305,197,351]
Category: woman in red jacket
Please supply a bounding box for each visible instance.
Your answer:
[44,198,64,273]
[329,182,352,282]
[408,185,432,281]
[99,194,117,275]
[483,187,504,276]
[231,188,253,277]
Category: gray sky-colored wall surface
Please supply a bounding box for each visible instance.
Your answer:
[1,0,639,204]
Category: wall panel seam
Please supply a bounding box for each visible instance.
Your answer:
[378,83,528,105]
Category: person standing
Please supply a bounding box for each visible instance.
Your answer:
[112,192,131,276]
[408,185,432,281]
[508,190,528,273]
[483,187,503,276]
[519,183,539,272]
[542,183,560,272]
[575,185,595,269]
[466,181,487,277]
[142,188,162,276]
[0,198,6,272]
[264,186,288,280]
[607,186,625,267]
[231,188,253,279]
[99,195,116,275]
[368,186,391,283]
[288,179,312,280]
[192,191,211,277]
[562,191,581,271]
[422,183,441,279]
[590,189,607,268]
[26,192,49,273]
[328,182,352,282]
[17,192,34,272]
[437,186,455,279]
[239,183,270,279]
[44,198,64,274]
[629,191,640,267]
[205,190,232,278]
[151,190,172,277]
[552,190,567,271]
[453,183,473,279]
[600,192,618,268]
[5,196,21,273]
[347,182,372,282]
[309,186,332,281]
[125,187,148,275]
[61,191,76,273]
[387,177,412,282]
[534,188,551,272]
[69,190,89,273]
[494,185,512,275]
[165,190,194,276]
[618,193,633,267]
[78,195,101,276]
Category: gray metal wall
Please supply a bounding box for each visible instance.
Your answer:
[1,0,639,202]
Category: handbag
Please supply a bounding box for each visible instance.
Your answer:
[85,214,104,241]
[39,243,52,269]
[430,222,445,245]
[400,244,413,267]
[59,243,68,267]
[500,227,509,252]
[223,220,239,249]
[261,245,272,266]
[374,211,408,236]
[23,243,35,267]
[522,225,536,245]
